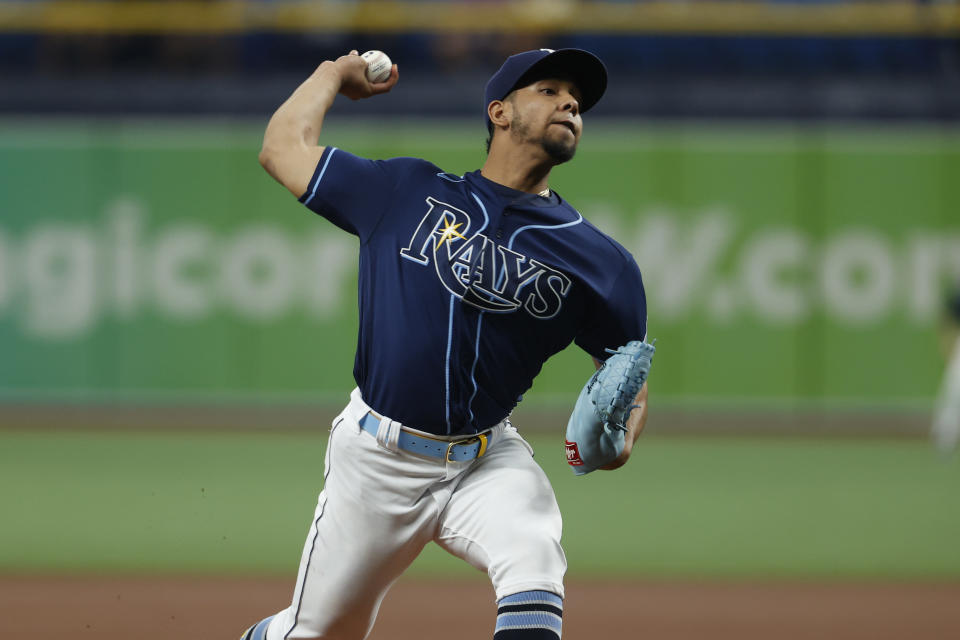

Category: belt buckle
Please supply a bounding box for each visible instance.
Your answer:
[445,433,489,463]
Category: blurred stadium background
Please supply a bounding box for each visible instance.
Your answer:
[1,1,959,639]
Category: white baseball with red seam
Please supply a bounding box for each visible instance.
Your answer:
[361,50,392,83]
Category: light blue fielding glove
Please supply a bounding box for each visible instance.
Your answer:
[565,340,656,475]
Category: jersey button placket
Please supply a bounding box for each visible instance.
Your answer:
[496,208,511,239]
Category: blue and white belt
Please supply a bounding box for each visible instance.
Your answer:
[359,412,490,462]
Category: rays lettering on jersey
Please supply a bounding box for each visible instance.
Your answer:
[400,197,572,319]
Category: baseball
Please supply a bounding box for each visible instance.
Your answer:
[361,50,392,84]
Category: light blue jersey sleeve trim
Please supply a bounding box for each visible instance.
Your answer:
[301,147,338,207]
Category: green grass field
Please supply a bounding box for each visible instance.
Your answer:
[2,428,958,580]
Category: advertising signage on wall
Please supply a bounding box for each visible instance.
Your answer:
[1,122,957,408]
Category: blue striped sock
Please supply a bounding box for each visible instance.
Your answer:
[494,590,563,639]
[240,614,274,640]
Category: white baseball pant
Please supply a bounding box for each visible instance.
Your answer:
[265,388,567,640]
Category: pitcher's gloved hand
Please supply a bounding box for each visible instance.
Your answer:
[565,340,656,475]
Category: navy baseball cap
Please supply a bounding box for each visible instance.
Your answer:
[484,48,608,129]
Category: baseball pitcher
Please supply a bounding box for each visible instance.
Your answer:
[241,47,654,640]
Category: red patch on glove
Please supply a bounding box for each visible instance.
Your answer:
[565,440,584,466]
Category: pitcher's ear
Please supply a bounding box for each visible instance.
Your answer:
[488,99,511,130]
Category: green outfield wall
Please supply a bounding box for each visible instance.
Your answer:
[0,120,957,411]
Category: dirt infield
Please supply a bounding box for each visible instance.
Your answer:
[3,575,960,639]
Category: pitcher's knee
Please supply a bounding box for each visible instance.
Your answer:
[489,536,566,601]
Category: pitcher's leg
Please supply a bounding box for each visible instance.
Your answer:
[252,414,441,640]
[269,492,429,639]
[436,425,566,638]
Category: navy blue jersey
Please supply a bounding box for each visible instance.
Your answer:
[299,147,647,435]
